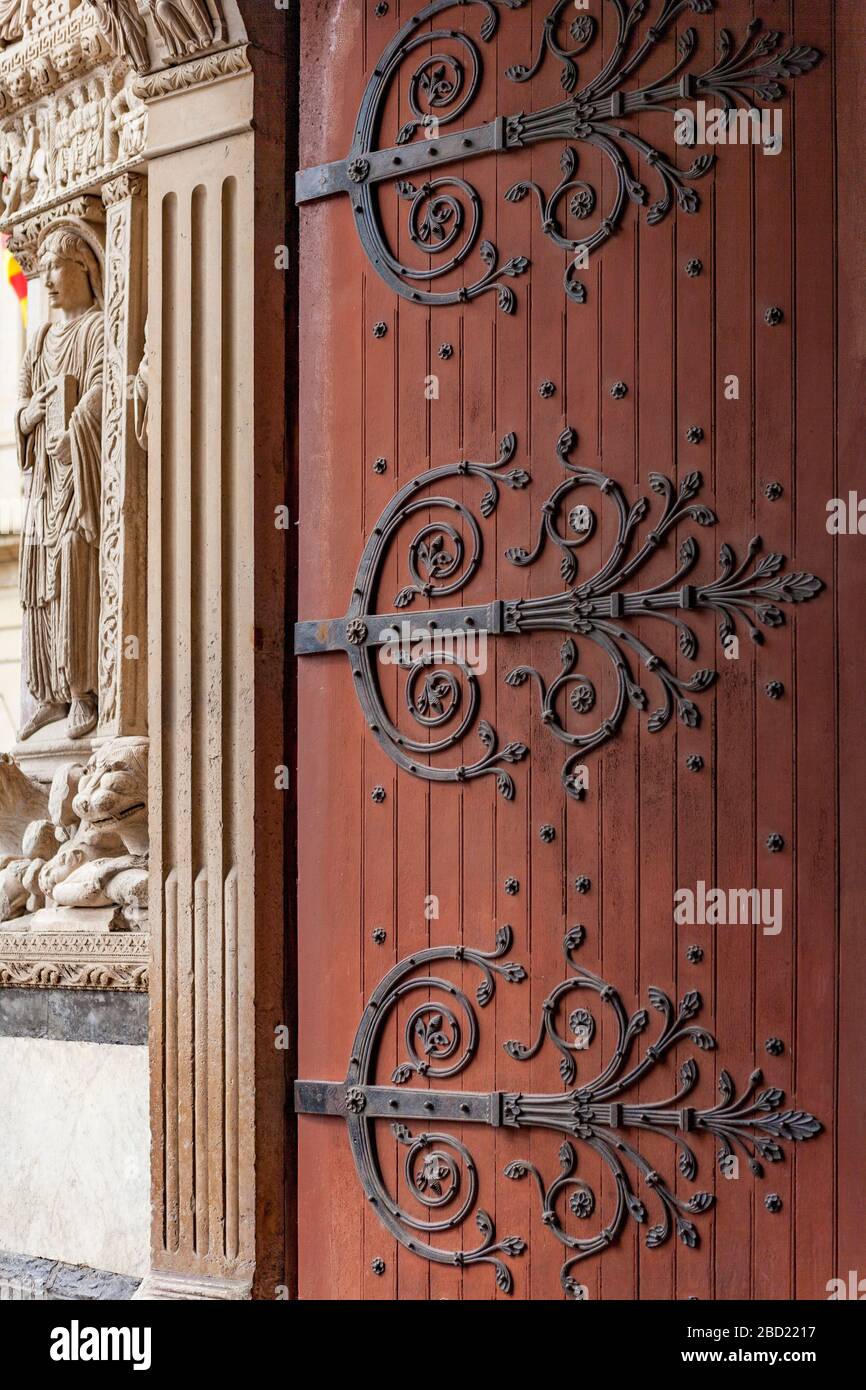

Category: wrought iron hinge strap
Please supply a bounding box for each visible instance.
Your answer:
[295,602,504,657]
[297,79,710,208]
[296,118,507,205]
[295,1080,504,1126]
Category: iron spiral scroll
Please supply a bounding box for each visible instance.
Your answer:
[294,427,823,801]
[294,928,822,1297]
[296,0,822,310]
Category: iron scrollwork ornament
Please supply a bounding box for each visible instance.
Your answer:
[294,428,823,801]
[295,929,822,1297]
[296,0,821,309]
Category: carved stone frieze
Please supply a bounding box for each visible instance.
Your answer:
[0,0,111,120]
[82,0,150,75]
[0,57,146,228]
[0,1,249,231]
[0,1,25,52]
[83,0,228,77]
[0,0,231,122]
[147,0,224,65]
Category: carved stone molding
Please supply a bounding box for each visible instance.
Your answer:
[133,1270,252,1302]
[99,168,147,736]
[132,40,248,102]
[101,166,141,204]
[0,928,148,990]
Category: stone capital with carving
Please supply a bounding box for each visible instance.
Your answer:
[101,168,143,205]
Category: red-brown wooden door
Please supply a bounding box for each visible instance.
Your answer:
[294,0,863,1301]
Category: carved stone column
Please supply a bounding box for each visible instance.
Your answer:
[99,172,148,740]
[134,30,288,1301]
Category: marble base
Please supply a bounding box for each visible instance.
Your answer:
[133,1272,253,1301]
[17,905,127,934]
[0,986,148,1045]
[0,1037,149,1279]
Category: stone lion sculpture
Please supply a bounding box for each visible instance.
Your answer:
[0,737,148,925]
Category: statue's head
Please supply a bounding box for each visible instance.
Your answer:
[38,225,103,314]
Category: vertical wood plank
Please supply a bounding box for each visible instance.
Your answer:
[710,0,757,1302]
[297,0,367,1300]
[833,0,866,1297]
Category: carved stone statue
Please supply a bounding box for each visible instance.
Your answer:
[42,736,148,916]
[16,218,104,742]
[149,0,219,61]
[0,751,49,855]
[82,0,151,76]
[0,737,148,926]
[0,111,39,215]
[0,0,24,50]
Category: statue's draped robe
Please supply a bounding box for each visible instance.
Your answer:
[16,308,103,708]
[87,0,150,74]
[0,0,22,46]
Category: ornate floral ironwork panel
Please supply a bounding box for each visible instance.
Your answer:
[294,429,823,800]
[295,928,821,1297]
[295,0,821,309]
